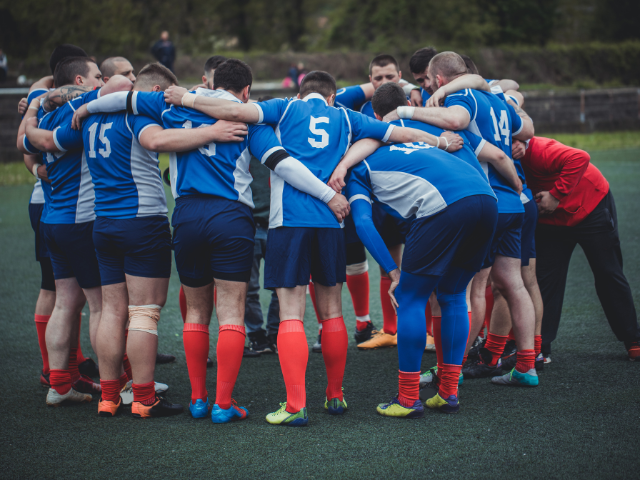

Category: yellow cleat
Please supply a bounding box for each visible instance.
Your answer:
[357,330,397,350]
[425,334,436,352]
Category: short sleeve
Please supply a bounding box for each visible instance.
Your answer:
[460,130,486,157]
[130,91,167,124]
[345,162,372,204]
[254,98,289,126]
[347,110,395,143]
[23,135,41,155]
[445,90,476,123]
[335,86,366,110]
[506,103,523,136]
[247,123,285,162]
[128,114,161,142]
[53,124,83,152]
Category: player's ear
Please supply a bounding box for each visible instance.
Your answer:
[374,112,382,121]
[202,75,207,85]
[398,70,402,80]
[75,75,84,86]
[242,85,250,102]
[152,85,161,92]
[327,93,335,106]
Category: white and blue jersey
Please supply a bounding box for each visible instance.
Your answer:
[345,143,496,273]
[445,88,524,214]
[334,85,367,111]
[127,89,286,207]
[253,93,395,228]
[359,101,375,118]
[54,112,168,220]
[420,88,431,107]
[23,90,101,224]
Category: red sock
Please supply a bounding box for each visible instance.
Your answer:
[462,355,468,365]
[179,286,187,323]
[215,325,246,409]
[68,348,80,382]
[278,320,308,413]
[49,369,71,395]
[101,379,121,403]
[432,316,443,370]
[398,371,420,407]
[380,277,397,335]
[308,281,322,325]
[346,271,371,331]
[534,335,542,356]
[183,323,209,403]
[425,301,433,336]
[320,317,347,401]
[122,353,133,382]
[439,364,462,398]
[485,333,508,366]
[133,381,156,405]
[76,315,87,364]
[119,372,128,390]
[515,349,536,373]
[34,314,50,375]
[507,329,516,342]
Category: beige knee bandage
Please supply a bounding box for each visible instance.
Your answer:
[128,304,161,336]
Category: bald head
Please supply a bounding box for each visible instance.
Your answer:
[100,57,135,83]
[428,51,467,88]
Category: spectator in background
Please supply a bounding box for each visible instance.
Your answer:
[285,62,299,90]
[296,62,306,85]
[151,31,176,72]
[0,49,8,83]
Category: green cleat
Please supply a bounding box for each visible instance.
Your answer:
[265,402,308,426]
[376,396,424,419]
[324,396,348,415]
[491,367,539,387]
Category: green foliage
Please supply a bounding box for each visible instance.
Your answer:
[0,161,34,187]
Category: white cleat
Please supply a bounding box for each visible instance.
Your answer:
[154,381,168,393]
[46,387,92,406]
[120,380,169,405]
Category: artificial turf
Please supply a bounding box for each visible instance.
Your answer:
[0,149,639,479]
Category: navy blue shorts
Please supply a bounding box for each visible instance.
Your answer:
[521,200,537,266]
[93,216,172,286]
[264,227,346,289]
[402,195,498,276]
[28,203,49,261]
[42,221,101,289]
[482,212,524,268]
[172,195,255,286]
[373,204,409,247]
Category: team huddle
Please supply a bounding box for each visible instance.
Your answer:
[16,43,639,424]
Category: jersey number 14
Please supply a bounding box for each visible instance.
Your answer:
[489,108,510,146]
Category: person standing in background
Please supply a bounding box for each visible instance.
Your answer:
[151,31,175,72]
[0,49,8,83]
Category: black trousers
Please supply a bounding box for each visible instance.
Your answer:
[536,190,640,354]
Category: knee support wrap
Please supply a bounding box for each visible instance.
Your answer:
[128,304,161,336]
[346,260,368,276]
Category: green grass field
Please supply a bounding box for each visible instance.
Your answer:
[0,147,639,478]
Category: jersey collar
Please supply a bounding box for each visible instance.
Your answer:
[302,92,328,105]
[194,87,243,103]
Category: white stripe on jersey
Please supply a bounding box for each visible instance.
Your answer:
[30,180,45,204]
[348,194,371,205]
[75,151,96,223]
[233,147,254,208]
[269,171,285,227]
[169,152,178,199]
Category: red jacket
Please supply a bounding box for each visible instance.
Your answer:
[521,136,609,227]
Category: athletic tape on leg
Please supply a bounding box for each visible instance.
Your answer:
[346,260,369,276]
[128,304,161,336]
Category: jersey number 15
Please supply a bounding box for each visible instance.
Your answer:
[88,122,113,158]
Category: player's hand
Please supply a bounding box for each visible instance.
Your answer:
[382,110,400,123]
[37,165,50,183]
[164,86,189,106]
[328,192,350,222]
[410,89,423,107]
[512,139,526,159]
[513,177,523,196]
[328,164,348,193]
[426,87,447,108]
[535,191,560,215]
[387,268,401,312]
[439,131,463,152]
[18,98,28,116]
[72,104,90,130]
[208,120,248,142]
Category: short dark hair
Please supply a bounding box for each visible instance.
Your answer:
[53,56,94,87]
[49,44,87,75]
[204,55,228,76]
[372,82,407,118]
[213,59,253,93]
[369,54,399,75]
[460,54,479,75]
[134,63,178,91]
[409,47,438,74]
[100,56,128,79]
[299,71,337,99]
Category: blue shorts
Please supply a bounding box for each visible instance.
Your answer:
[264,227,346,289]
[42,221,101,289]
[172,195,255,286]
[402,195,498,276]
[482,212,524,268]
[521,199,538,266]
[373,204,409,247]
[93,216,172,286]
[28,203,49,261]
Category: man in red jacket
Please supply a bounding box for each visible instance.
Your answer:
[514,136,640,362]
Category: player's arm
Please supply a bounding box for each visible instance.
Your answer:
[388,127,463,151]
[427,74,490,108]
[23,153,49,182]
[492,79,519,92]
[387,105,471,132]
[509,102,534,141]
[505,90,525,108]
[138,120,248,153]
[163,86,261,123]
[41,85,93,112]
[24,117,59,152]
[17,99,42,154]
[476,142,522,194]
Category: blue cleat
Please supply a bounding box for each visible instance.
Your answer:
[189,398,210,419]
[211,399,249,424]
[425,393,460,414]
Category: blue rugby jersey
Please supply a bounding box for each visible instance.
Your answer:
[54,112,168,219]
[127,89,289,207]
[23,90,101,224]
[420,88,431,106]
[334,85,367,111]
[445,88,524,214]
[26,89,52,207]
[345,143,496,273]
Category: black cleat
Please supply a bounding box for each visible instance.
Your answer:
[535,353,544,372]
[207,357,214,368]
[466,337,486,365]
[243,346,261,357]
[132,395,183,418]
[500,340,517,372]
[312,332,322,353]
[249,332,275,354]
[462,348,503,379]
[156,353,176,364]
[267,333,278,354]
[353,321,375,344]
[78,358,99,378]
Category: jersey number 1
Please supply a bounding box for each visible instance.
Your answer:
[489,108,510,146]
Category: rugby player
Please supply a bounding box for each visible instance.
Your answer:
[100,57,136,83]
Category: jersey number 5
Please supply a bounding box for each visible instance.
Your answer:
[489,108,510,146]
[88,122,113,158]
[183,120,216,156]
[308,116,329,149]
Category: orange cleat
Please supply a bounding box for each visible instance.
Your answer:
[357,330,397,350]
[98,397,122,417]
[132,396,183,419]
